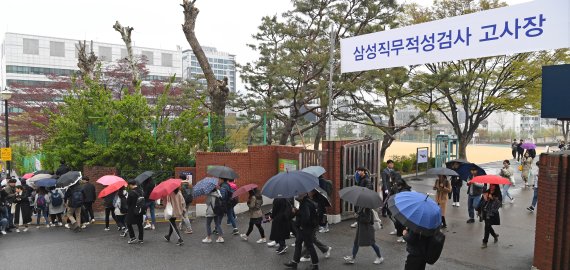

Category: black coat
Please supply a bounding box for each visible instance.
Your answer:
[55,164,70,176]
[82,182,96,203]
[295,197,318,230]
[64,183,84,206]
[269,198,292,241]
[14,191,32,224]
[126,188,144,224]
[103,191,116,208]
[142,180,155,202]
[404,229,430,256]
[355,208,375,246]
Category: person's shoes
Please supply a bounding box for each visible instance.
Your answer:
[91,219,96,223]
[151,224,155,230]
[104,227,110,231]
[120,231,128,237]
[46,224,50,228]
[202,237,212,243]
[350,222,358,228]
[527,206,535,212]
[452,202,456,207]
[325,247,332,258]
[0,230,6,235]
[184,229,193,234]
[58,222,63,227]
[310,264,319,270]
[389,230,397,235]
[64,224,70,229]
[256,238,267,244]
[144,224,151,230]
[300,257,311,262]
[15,229,20,233]
[81,224,87,229]
[481,242,488,249]
[374,257,384,264]
[318,227,325,233]
[441,224,447,229]
[138,240,144,244]
[397,237,406,243]
[494,234,499,243]
[276,246,288,255]
[291,243,296,247]
[456,203,460,207]
[164,235,170,242]
[127,238,138,244]
[343,256,355,264]
[466,219,475,224]
[283,261,298,269]
[22,227,28,232]
[510,198,515,204]
[176,239,184,246]
[321,227,329,233]
[216,237,225,243]
[232,228,240,235]
[267,240,276,247]
[240,234,248,241]
[36,226,40,229]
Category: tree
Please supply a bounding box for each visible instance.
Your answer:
[181,0,230,152]
[336,123,356,139]
[113,21,140,87]
[409,0,569,159]
[558,120,570,143]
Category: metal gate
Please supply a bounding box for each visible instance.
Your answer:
[341,139,381,215]
[299,149,323,169]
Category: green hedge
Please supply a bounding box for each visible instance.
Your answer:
[382,154,435,174]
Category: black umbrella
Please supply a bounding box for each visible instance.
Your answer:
[56,171,82,189]
[445,159,469,168]
[454,163,486,181]
[314,187,331,207]
[207,166,239,180]
[34,170,52,175]
[134,171,154,185]
[339,186,382,209]
[262,171,319,198]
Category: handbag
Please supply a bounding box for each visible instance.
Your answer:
[518,165,523,171]
[10,203,16,214]
[164,203,173,219]
[372,209,383,231]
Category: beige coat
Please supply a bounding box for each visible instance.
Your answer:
[521,157,533,182]
[434,178,451,216]
[247,195,263,219]
[167,191,186,219]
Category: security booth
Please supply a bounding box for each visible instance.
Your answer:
[435,135,459,168]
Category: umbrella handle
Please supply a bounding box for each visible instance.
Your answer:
[425,195,429,201]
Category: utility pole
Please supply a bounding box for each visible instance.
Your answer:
[327,25,335,140]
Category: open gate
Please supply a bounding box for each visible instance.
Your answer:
[341,139,381,216]
[299,149,324,169]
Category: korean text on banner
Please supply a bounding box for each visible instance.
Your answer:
[341,0,570,73]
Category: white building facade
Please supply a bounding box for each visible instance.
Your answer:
[182,47,237,92]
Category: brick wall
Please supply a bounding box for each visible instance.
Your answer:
[533,152,570,269]
[322,140,355,215]
[82,166,119,213]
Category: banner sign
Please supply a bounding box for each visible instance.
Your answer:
[417,148,429,164]
[341,0,570,73]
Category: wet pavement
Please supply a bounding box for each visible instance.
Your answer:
[0,160,536,270]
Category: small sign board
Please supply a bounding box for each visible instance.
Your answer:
[278,159,298,172]
[1,148,11,161]
[417,148,429,164]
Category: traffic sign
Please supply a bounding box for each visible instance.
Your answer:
[1,148,12,161]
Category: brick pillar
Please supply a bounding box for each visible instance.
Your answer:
[533,152,570,269]
[83,166,118,213]
[322,140,355,218]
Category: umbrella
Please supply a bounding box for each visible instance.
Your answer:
[426,167,459,176]
[339,186,382,209]
[34,170,52,175]
[97,175,125,186]
[314,187,331,207]
[35,178,57,187]
[207,166,239,180]
[445,159,469,167]
[301,166,326,178]
[468,175,511,185]
[22,173,35,179]
[1,179,21,186]
[26,174,53,188]
[150,179,182,201]
[98,180,127,199]
[192,177,219,198]
[388,191,441,236]
[134,171,154,185]
[232,184,258,199]
[56,171,82,189]
[521,142,536,150]
[453,163,486,181]
[262,171,319,199]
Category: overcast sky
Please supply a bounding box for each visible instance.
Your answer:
[0,0,532,86]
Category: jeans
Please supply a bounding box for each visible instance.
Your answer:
[36,206,49,225]
[167,217,182,241]
[502,185,513,201]
[293,228,318,265]
[452,186,461,203]
[105,207,117,228]
[84,202,94,221]
[395,220,405,237]
[145,201,156,225]
[225,207,237,229]
[483,221,498,243]
[352,243,381,258]
[116,215,126,229]
[467,195,481,219]
[127,220,144,240]
[0,217,7,231]
[7,208,14,227]
[405,254,427,270]
[531,188,538,208]
[245,218,265,238]
[206,216,223,236]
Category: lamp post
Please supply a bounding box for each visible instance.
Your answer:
[1,88,12,176]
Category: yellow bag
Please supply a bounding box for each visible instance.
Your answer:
[518,165,523,171]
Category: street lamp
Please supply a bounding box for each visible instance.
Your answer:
[1,88,12,176]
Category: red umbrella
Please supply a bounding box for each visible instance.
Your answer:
[22,173,35,179]
[98,180,127,198]
[97,175,125,186]
[150,179,182,201]
[232,184,258,199]
[468,175,511,185]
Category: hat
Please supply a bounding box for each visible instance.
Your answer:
[128,179,137,185]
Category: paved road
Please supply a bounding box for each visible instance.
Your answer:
[0,160,536,270]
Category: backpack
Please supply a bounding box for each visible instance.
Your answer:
[221,183,237,209]
[425,230,446,265]
[51,191,63,207]
[181,186,193,205]
[303,199,319,228]
[213,196,225,216]
[36,195,46,208]
[134,190,146,215]
[70,190,84,208]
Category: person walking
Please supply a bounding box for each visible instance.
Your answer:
[164,186,186,246]
[103,191,118,231]
[403,228,430,270]
[500,160,515,204]
[203,187,224,243]
[527,161,539,212]
[343,207,384,265]
[351,167,374,228]
[126,180,144,244]
[240,188,266,243]
[33,187,50,228]
[3,178,17,231]
[269,198,293,254]
[46,187,64,227]
[380,160,395,217]
[433,175,451,228]
[142,177,156,231]
[516,139,524,162]
[299,188,332,262]
[389,178,411,243]
[511,139,518,160]
[478,184,502,248]
[13,185,32,233]
[64,182,84,232]
[55,160,70,177]
[284,192,320,270]
[219,178,239,235]
[466,167,485,223]
[521,152,533,188]
[179,176,193,234]
[114,187,128,237]
[450,161,463,207]
[81,177,96,223]
[317,174,332,233]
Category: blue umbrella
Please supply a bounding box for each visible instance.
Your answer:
[453,163,486,181]
[192,177,219,198]
[301,166,326,178]
[262,171,319,199]
[388,191,441,236]
[35,178,57,187]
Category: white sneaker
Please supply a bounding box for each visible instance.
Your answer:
[267,240,276,247]
[374,257,384,264]
[240,234,248,241]
[81,224,87,229]
[350,222,358,228]
[300,257,311,262]
[46,224,50,228]
[256,238,267,244]
[144,224,151,230]
[22,227,28,232]
[389,230,397,235]
[91,219,96,223]
[510,198,515,204]
[202,237,212,243]
[456,202,460,207]
[216,237,225,243]
[344,256,355,264]
[104,227,110,231]
[58,222,63,227]
[397,237,406,243]
[36,226,40,229]
[65,224,70,229]
[15,229,20,233]
[325,247,332,258]
[0,230,6,235]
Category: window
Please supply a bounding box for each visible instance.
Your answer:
[142,50,154,65]
[98,46,112,61]
[23,38,39,55]
[50,41,65,57]
[161,53,173,67]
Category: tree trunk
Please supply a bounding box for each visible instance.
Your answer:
[279,118,294,145]
[379,133,394,163]
[76,40,98,79]
[113,21,139,87]
[182,0,229,152]
[313,120,326,150]
[562,120,570,143]
[457,135,470,160]
[267,118,273,145]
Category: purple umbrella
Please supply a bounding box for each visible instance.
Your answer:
[521,142,536,150]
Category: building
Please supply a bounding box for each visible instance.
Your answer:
[182,47,237,92]
[0,32,182,90]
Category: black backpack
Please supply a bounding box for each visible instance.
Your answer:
[181,186,193,205]
[425,230,446,264]
[133,190,146,215]
[51,191,63,207]
[70,190,84,208]
[213,196,225,216]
